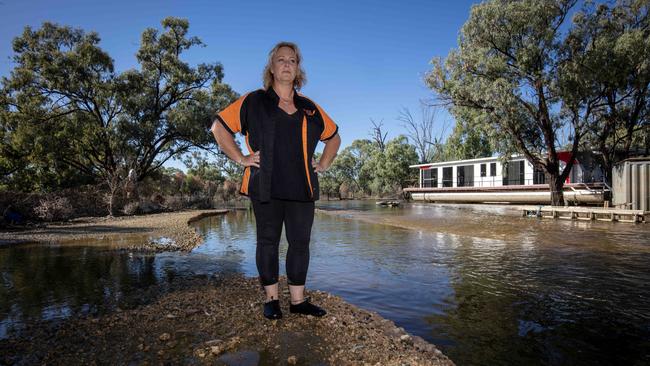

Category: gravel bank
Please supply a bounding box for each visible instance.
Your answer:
[0,208,455,365]
[0,274,454,366]
[0,210,228,251]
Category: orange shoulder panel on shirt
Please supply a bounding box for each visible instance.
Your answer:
[315,103,338,141]
[217,94,248,134]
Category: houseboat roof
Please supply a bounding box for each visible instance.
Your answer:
[410,155,525,169]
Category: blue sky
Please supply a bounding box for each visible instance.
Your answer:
[0,0,478,170]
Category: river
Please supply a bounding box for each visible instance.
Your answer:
[1,201,649,365]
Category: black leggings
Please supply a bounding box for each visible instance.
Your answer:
[251,199,315,286]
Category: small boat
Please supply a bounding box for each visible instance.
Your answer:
[376,201,400,207]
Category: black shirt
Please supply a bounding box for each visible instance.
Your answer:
[215,87,339,202]
[270,110,311,201]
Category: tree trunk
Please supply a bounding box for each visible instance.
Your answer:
[106,175,122,217]
[600,153,613,186]
[108,186,118,217]
[549,173,565,206]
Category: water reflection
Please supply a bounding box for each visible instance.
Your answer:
[1,202,649,366]
[0,245,159,337]
[0,212,252,338]
[314,202,650,365]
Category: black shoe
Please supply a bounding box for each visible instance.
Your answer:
[263,299,282,320]
[289,297,326,317]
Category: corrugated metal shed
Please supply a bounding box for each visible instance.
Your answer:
[612,158,650,211]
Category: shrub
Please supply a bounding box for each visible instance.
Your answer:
[122,201,140,215]
[33,196,74,222]
[164,195,185,211]
[139,200,163,214]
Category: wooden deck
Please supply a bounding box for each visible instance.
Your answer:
[520,206,647,223]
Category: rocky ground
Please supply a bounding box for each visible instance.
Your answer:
[0,210,228,251]
[0,208,455,365]
[0,274,454,366]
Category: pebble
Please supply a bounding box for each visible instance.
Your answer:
[3,273,453,366]
[195,349,206,358]
[204,339,223,346]
[226,336,241,350]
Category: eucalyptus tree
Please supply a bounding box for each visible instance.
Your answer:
[398,106,446,164]
[442,120,494,161]
[332,139,375,196]
[563,0,649,183]
[367,136,419,197]
[1,17,236,214]
[428,0,584,205]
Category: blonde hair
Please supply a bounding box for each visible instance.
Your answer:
[263,41,307,90]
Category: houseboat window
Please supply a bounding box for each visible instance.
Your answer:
[480,163,486,177]
[503,160,525,185]
[457,165,474,187]
[442,167,453,187]
[422,168,438,188]
[490,162,497,176]
[533,166,546,184]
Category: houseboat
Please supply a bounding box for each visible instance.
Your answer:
[404,153,609,204]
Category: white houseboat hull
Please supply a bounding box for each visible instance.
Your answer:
[410,190,604,204]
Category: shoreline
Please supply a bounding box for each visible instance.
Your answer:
[0,209,228,251]
[0,208,455,365]
[0,274,453,365]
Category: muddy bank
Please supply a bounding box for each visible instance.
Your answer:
[0,210,228,251]
[0,274,453,366]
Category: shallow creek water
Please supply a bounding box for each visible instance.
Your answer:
[1,202,649,365]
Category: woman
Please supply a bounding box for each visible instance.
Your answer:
[211,42,341,320]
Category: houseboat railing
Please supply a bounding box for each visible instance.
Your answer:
[420,178,545,188]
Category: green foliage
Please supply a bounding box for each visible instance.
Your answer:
[180,175,204,196]
[316,152,341,199]
[182,151,225,184]
[331,139,375,194]
[428,0,589,204]
[0,18,237,213]
[442,120,494,161]
[562,0,650,181]
[318,134,418,199]
[343,136,418,197]
[373,136,419,195]
[428,0,649,203]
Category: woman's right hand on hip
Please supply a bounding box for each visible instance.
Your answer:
[242,151,260,168]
